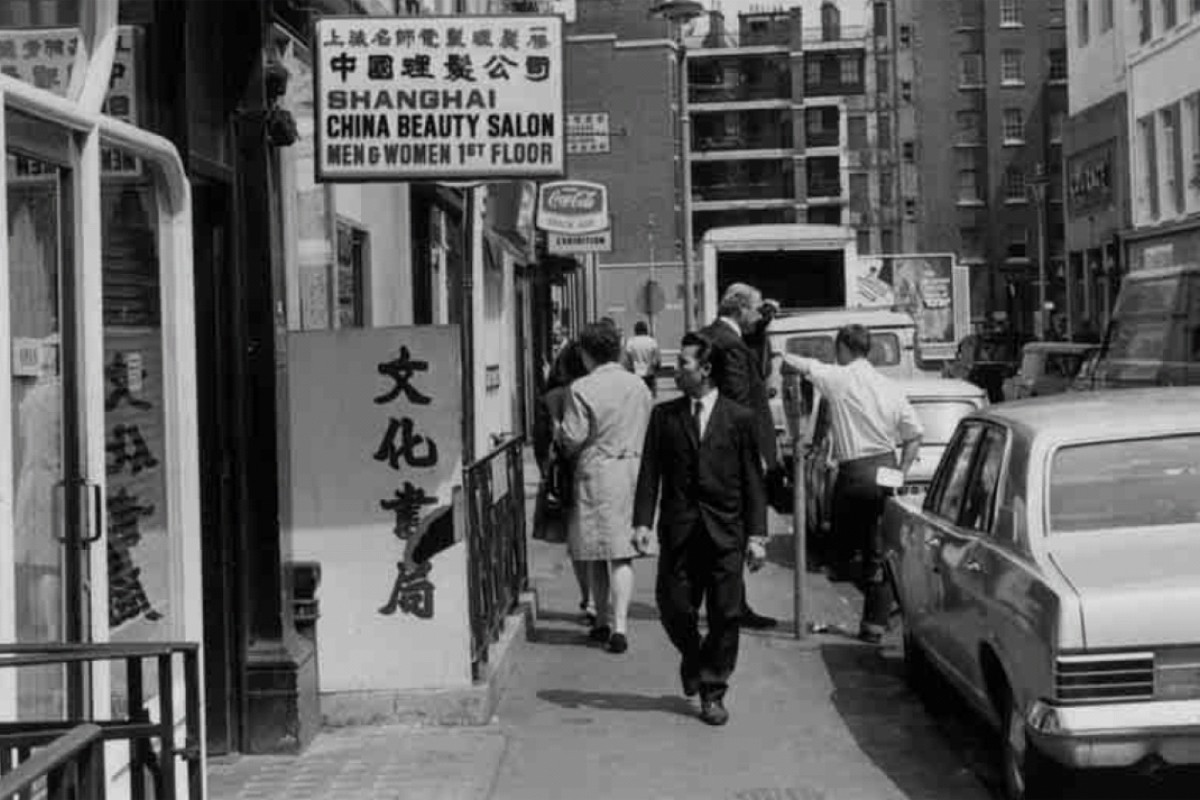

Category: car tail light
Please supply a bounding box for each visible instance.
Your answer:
[1055,653,1154,704]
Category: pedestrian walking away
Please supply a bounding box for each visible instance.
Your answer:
[634,331,768,727]
[624,321,662,397]
[781,324,924,644]
[701,282,779,630]
[557,322,654,654]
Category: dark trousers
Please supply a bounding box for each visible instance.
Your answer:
[642,374,657,397]
[831,453,896,635]
[657,525,744,701]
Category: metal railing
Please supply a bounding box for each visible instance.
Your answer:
[0,642,202,800]
[0,724,105,800]
[464,436,529,680]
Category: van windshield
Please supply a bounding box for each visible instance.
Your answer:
[785,332,901,367]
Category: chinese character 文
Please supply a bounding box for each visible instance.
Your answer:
[401,54,434,79]
[380,482,438,541]
[472,29,494,47]
[105,353,152,411]
[368,54,395,80]
[525,55,551,82]
[379,561,435,619]
[528,27,551,49]
[348,29,369,47]
[375,345,432,405]
[373,417,439,469]
[446,27,466,48]
[500,29,520,49]
[419,28,440,48]
[107,424,160,476]
[330,52,358,82]
[445,54,476,82]
[484,54,518,80]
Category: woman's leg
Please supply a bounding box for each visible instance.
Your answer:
[589,560,612,632]
[609,558,635,636]
[572,559,594,620]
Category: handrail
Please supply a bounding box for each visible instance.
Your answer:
[0,724,103,800]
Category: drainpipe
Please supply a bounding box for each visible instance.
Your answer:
[460,186,476,466]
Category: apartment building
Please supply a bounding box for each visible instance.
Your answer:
[892,0,1069,333]
[685,2,901,257]
[1123,0,1200,273]
[1064,0,1130,336]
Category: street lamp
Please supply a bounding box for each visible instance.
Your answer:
[1027,162,1050,340]
[651,0,703,332]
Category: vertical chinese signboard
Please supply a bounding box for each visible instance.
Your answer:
[313,15,565,181]
[288,327,470,691]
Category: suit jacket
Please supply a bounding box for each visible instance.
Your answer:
[700,318,779,469]
[634,395,767,553]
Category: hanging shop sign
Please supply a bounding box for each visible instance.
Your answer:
[313,15,565,182]
[548,228,612,253]
[536,180,608,233]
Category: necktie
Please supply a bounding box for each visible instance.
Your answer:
[692,400,703,440]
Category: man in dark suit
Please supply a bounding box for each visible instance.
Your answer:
[633,331,767,726]
[700,283,779,630]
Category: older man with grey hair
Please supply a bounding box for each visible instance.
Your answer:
[700,282,779,630]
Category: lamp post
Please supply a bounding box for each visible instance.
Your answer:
[1027,162,1050,340]
[651,0,703,332]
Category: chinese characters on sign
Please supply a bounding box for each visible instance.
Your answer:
[2,27,142,180]
[566,112,610,155]
[314,16,564,181]
[373,344,441,619]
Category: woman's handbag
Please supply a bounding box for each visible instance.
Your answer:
[532,478,569,543]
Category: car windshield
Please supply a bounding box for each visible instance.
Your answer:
[1049,435,1200,533]
[911,400,979,445]
[785,332,901,367]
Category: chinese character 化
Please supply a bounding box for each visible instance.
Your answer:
[375,345,432,405]
[373,417,439,469]
[379,561,435,619]
[380,482,438,541]
[484,54,518,80]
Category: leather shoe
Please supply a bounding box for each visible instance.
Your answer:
[680,668,701,698]
[742,609,778,630]
[589,625,611,643]
[699,697,729,726]
[607,633,628,654]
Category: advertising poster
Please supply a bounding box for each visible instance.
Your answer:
[853,254,960,360]
[314,15,565,181]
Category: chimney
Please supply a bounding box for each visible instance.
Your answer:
[703,9,726,47]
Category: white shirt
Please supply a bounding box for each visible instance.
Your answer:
[691,387,719,439]
[785,356,923,462]
[624,334,660,377]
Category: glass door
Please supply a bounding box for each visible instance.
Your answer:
[6,106,93,720]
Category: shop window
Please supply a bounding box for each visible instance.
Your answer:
[0,0,83,97]
[336,221,368,328]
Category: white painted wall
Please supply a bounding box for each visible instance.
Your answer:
[333,183,414,327]
[1068,0,1127,114]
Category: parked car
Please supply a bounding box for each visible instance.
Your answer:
[882,388,1200,800]
[802,377,987,546]
[943,332,1030,403]
[1002,342,1097,401]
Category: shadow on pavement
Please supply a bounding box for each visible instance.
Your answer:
[527,627,593,647]
[537,689,695,718]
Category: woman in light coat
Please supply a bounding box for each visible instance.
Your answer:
[557,322,654,654]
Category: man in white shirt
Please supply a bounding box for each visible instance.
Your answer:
[781,324,924,644]
[624,321,661,396]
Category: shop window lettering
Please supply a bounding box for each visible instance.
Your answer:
[525,56,551,82]
[349,29,370,48]
[373,29,393,47]
[401,54,434,79]
[381,482,438,541]
[395,29,417,47]
[445,54,476,82]
[379,561,435,618]
[472,29,494,47]
[485,55,519,80]
[420,28,441,48]
[368,54,394,81]
[528,27,551,49]
[0,36,76,62]
[500,28,520,49]
[106,353,152,411]
[107,424,159,476]
[446,28,467,48]
[330,52,358,83]
[108,488,164,627]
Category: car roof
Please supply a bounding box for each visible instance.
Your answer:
[974,388,1200,443]
[1021,341,1097,354]
[897,377,988,399]
[769,307,915,332]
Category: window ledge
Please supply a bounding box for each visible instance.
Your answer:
[1000,22,1025,29]
[958,82,986,90]
[1005,198,1030,206]
[1002,138,1026,147]
[957,199,987,208]
[1001,79,1027,88]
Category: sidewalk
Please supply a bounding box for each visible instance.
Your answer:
[208,450,993,800]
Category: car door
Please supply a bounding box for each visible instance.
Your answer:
[937,424,1010,703]
[900,422,984,666]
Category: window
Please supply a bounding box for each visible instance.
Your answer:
[850,172,870,212]
[1003,108,1025,142]
[960,426,1007,532]
[956,110,983,145]
[336,221,368,327]
[1049,0,1066,25]
[880,169,895,205]
[1001,49,1024,84]
[874,1,889,35]
[1189,95,1200,195]
[1163,0,1178,29]
[1140,114,1160,217]
[957,150,981,202]
[1100,0,1114,30]
[1162,104,1184,213]
[806,59,822,87]
[1007,224,1029,258]
[839,54,861,85]
[899,23,913,46]
[1049,49,1067,82]
[847,114,868,148]
[901,80,913,101]
[1078,0,1090,46]
[878,113,893,149]
[1050,109,1066,143]
[876,57,891,93]
[959,52,983,86]
[927,423,983,520]
[960,226,984,258]
[808,106,841,147]
[902,140,916,161]
[821,1,842,40]
[856,229,872,255]
[1005,165,1027,201]
[1140,0,1153,42]
[959,0,981,27]
[904,197,917,218]
[880,228,896,253]
[1001,0,1023,25]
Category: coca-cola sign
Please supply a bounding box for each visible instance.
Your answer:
[536,180,609,233]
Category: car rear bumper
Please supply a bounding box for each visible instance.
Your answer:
[1027,699,1200,768]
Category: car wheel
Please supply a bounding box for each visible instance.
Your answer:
[1000,684,1063,800]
